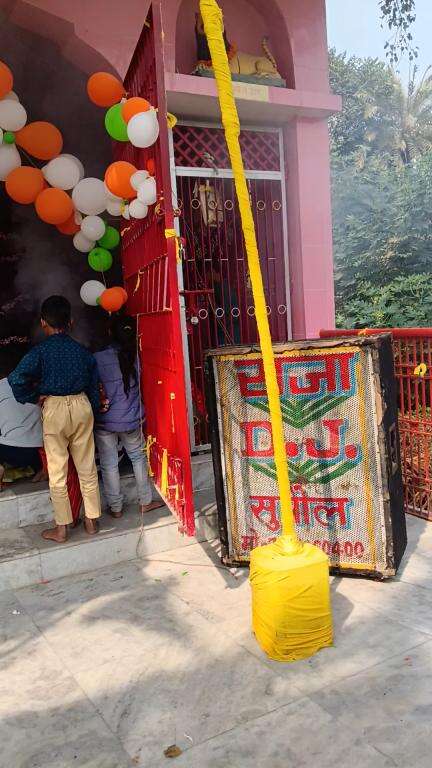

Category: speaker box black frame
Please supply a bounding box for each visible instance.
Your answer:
[205,335,407,579]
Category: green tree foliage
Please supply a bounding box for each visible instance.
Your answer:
[336,274,432,328]
[329,52,398,159]
[333,153,432,293]
[395,69,432,163]
[379,0,417,64]
[330,49,432,329]
[329,52,432,166]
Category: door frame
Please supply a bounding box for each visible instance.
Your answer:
[168,127,196,451]
[170,121,291,452]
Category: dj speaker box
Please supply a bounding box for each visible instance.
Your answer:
[205,335,407,579]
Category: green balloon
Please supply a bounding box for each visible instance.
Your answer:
[3,131,16,144]
[104,104,128,142]
[98,226,120,250]
[88,247,113,272]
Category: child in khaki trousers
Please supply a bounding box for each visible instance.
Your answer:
[8,296,101,543]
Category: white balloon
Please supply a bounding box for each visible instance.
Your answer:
[137,176,157,206]
[127,109,159,149]
[61,153,85,181]
[81,215,106,241]
[74,210,83,225]
[0,128,3,144]
[72,177,106,215]
[130,170,149,191]
[42,155,81,190]
[122,205,130,220]
[73,231,95,253]
[129,199,148,219]
[0,144,21,180]
[80,280,105,306]
[2,90,19,102]
[106,198,123,216]
[0,101,27,131]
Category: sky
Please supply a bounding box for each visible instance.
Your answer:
[326,0,432,80]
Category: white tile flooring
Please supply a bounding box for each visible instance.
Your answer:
[1,514,431,767]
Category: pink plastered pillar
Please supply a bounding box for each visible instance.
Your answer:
[284,118,335,340]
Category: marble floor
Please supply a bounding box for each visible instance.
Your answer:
[1,514,432,768]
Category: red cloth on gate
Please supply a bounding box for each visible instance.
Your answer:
[38,448,82,523]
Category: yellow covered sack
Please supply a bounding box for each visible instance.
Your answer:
[250,537,333,662]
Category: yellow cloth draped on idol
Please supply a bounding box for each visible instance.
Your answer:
[199,0,333,661]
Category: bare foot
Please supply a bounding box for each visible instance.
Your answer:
[140,500,165,514]
[31,469,48,484]
[42,525,68,543]
[84,517,99,535]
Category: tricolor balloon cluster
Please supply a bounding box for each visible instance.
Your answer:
[0,64,161,314]
[87,72,159,220]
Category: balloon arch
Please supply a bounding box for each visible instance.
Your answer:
[0,62,160,313]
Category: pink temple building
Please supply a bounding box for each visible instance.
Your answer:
[1,0,340,534]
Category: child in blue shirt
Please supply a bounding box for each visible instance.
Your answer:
[8,296,102,542]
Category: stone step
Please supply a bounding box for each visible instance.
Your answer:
[0,489,218,591]
[0,452,215,530]
[0,473,142,530]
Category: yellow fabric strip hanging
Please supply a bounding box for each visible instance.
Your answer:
[165,228,182,264]
[160,448,168,496]
[199,0,294,539]
[145,434,156,477]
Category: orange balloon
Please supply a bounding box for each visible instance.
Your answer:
[121,97,151,123]
[5,166,45,204]
[0,60,13,99]
[99,287,127,312]
[105,161,137,200]
[119,287,128,303]
[87,72,125,107]
[56,213,80,235]
[146,158,156,176]
[35,188,73,225]
[15,121,63,161]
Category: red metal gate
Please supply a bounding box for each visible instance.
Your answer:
[320,328,432,521]
[117,3,194,534]
[173,126,289,446]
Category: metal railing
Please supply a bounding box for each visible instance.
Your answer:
[320,328,432,521]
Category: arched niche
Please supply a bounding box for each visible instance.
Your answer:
[174,0,294,88]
